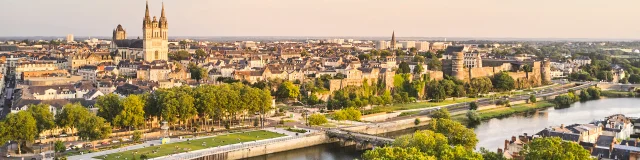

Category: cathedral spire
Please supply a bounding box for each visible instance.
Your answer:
[161,2,166,18]
[390,30,396,49]
[144,0,151,22]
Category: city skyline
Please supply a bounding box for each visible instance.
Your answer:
[2,0,640,39]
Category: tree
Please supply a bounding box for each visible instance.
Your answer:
[413,55,425,63]
[189,63,208,83]
[428,81,446,102]
[276,81,300,101]
[308,114,328,125]
[630,74,640,84]
[300,50,310,57]
[195,49,207,58]
[587,87,601,99]
[363,147,436,160]
[96,93,123,123]
[492,72,515,92]
[27,104,55,137]
[358,53,371,61]
[132,130,142,143]
[466,110,481,124]
[519,137,591,160]
[413,63,424,74]
[469,102,478,110]
[114,94,146,130]
[480,147,508,160]
[333,111,347,121]
[170,50,191,61]
[377,130,482,159]
[554,94,574,108]
[529,95,537,103]
[397,62,411,74]
[414,118,421,125]
[427,59,442,71]
[54,141,66,157]
[381,90,393,105]
[431,108,450,119]
[429,118,479,149]
[56,103,91,135]
[343,107,362,121]
[4,111,37,155]
[77,115,112,150]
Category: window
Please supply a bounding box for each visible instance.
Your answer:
[155,51,159,60]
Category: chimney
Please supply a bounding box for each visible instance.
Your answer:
[504,140,509,150]
[610,142,615,154]
[511,136,517,142]
[497,148,503,154]
[561,124,565,129]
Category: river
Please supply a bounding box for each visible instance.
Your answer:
[245,98,640,159]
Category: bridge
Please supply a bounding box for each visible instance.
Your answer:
[326,129,394,149]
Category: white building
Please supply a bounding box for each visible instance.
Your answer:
[376,40,389,50]
[415,41,430,51]
[400,41,415,49]
[66,34,74,43]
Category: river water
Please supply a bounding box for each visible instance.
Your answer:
[245,98,640,159]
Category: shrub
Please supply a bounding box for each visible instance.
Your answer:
[431,108,450,119]
[308,114,328,125]
[529,95,537,103]
[467,110,481,124]
[133,130,142,143]
[286,127,308,133]
[469,102,478,110]
[414,118,421,125]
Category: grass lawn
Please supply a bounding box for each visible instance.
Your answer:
[363,98,478,115]
[94,130,285,160]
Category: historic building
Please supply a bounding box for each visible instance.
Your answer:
[142,2,169,62]
[110,1,168,62]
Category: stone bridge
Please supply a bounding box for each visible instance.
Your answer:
[326,129,393,149]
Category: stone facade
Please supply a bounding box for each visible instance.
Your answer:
[142,2,169,62]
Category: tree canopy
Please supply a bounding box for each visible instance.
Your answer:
[519,137,591,160]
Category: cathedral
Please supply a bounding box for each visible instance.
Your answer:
[110,1,168,62]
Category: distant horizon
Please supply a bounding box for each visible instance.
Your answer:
[2,36,640,42]
[3,0,640,39]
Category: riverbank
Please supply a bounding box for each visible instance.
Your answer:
[452,101,555,124]
[601,90,636,98]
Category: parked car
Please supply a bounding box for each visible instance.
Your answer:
[101,141,110,145]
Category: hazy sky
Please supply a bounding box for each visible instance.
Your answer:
[2,0,640,39]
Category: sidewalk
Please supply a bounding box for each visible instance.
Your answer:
[67,128,308,160]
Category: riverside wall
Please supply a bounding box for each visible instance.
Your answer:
[185,133,335,160]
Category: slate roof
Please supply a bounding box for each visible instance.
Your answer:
[113,39,143,48]
[30,84,76,95]
[445,46,465,54]
[596,135,615,147]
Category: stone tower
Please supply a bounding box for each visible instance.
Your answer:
[142,1,169,62]
[112,24,127,41]
[452,51,465,80]
[390,31,396,49]
[541,59,552,84]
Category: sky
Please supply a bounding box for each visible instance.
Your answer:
[2,0,640,39]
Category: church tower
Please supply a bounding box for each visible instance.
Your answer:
[142,1,169,62]
[390,31,396,50]
[112,24,127,41]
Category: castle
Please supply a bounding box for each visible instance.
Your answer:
[443,47,552,87]
[110,1,168,62]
